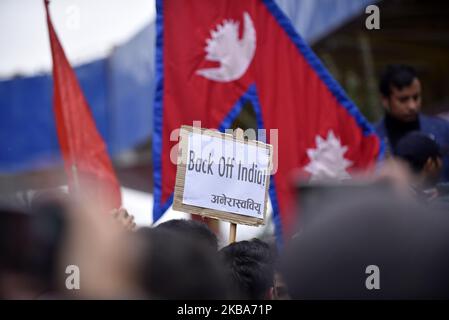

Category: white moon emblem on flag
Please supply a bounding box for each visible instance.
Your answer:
[196,12,256,82]
[304,130,353,182]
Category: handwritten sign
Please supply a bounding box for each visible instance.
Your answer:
[173,126,272,226]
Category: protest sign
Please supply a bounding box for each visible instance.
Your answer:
[173,126,272,226]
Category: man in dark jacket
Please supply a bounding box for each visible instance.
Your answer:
[375,64,449,181]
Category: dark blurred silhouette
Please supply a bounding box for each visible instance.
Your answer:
[0,192,67,299]
[281,184,449,299]
[1,188,143,299]
[219,238,275,300]
[133,227,226,299]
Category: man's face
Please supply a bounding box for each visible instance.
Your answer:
[382,78,422,122]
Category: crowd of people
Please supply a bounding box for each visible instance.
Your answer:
[1,64,449,299]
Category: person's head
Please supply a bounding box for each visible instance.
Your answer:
[155,219,218,252]
[379,64,421,122]
[134,227,226,299]
[0,202,66,299]
[395,131,443,186]
[280,191,449,299]
[219,238,274,300]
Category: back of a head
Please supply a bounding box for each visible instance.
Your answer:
[280,190,449,299]
[0,200,66,298]
[134,227,226,299]
[395,131,442,174]
[220,238,274,300]
[0,207,33,275]
[379,64,417,97]
[155,218,218,251]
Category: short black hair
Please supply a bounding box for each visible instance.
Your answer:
[134,227,226,299]
[379,64,418,97]
[395,131,442,173]
[219,238,274,300]
[155,219,218,251]
[0,202,66,297]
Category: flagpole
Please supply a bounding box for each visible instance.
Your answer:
[44,0,121,210]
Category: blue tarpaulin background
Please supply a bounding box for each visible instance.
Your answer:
[0,0,376,173]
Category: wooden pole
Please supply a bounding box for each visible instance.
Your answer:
[229,222,237,244]
[228,127,243,244]
[234,127,244,140]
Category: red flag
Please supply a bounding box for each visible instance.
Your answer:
[44,0,121,210]
[154,0,381,242]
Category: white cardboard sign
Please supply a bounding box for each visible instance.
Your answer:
[173,126,272,226]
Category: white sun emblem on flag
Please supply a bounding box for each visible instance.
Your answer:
[304,130,353,182]
[196,12,256,82]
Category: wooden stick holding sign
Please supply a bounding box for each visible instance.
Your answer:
[228,128,244,243]
[229,222,237,244]
[173,125,273,244]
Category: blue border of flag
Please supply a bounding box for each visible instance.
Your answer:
[152,0,384,246]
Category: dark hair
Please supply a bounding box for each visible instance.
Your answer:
[219,238,274,300]
[0,202,66,298]
[379,64,418,97]
[134,227,226,299]
[395,131,442,174]
[155,219,218,251]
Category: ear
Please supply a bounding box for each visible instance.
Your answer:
[423,157,441,173]
[436,157,443,170]
[423,158,434,173]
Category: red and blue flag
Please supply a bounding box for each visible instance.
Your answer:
[153,0,382,243]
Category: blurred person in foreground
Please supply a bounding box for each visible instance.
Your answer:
[394,131,448,204]
[219,238,275,300]
[1,185,144,299]
[375,64,449,181]
[155,218,218,252]
[0,190,69,299]
[133,227,226,299]
[0,206,63,299]
[281,185,449,299]
[54,194,143,299]
[32,188,142,299]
